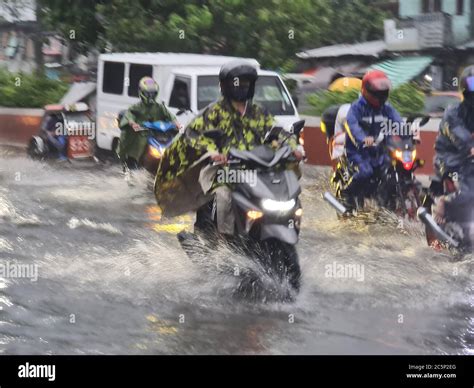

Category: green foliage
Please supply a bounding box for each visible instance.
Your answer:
[39,0,387,69]
[306,88,360,115]
[0,69,68,108]
[389,83,425,117]
[307,83,426,116]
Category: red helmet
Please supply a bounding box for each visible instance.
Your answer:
[362,70,391,108]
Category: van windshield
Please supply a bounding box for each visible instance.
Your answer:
[197,75,295,115]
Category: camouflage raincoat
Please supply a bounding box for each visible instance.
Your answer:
[154,98,298,216]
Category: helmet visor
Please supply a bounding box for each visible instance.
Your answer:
[142,91,157,101]
[465,76,474,92]
[371,89,389,104]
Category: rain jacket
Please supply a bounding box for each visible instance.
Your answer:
[119,101,175,162]
[154,98,298,216]
[345,96,403,158]
[434,102,474,177]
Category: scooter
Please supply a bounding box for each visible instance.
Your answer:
[117,110,178,175]
[140,121,178,174]
[178,121,305,300]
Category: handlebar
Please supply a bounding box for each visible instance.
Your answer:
[361,132,385,148]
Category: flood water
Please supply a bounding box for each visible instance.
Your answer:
[0,147,472,354]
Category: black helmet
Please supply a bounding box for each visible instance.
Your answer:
[219,60,258,102]
[460,65,474,96]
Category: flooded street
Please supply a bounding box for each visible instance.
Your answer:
[0,147,472,355]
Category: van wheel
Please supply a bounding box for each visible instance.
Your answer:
[112,138,121,161]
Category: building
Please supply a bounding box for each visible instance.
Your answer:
[384,0,474,89]
[0,0,72,77]
[297,0,474,91]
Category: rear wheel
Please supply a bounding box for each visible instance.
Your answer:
[27,137,44,160]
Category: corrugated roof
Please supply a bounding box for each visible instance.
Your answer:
[296,40,386,59]
[370,56,433,87]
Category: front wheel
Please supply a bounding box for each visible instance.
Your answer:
[237,239,301,301]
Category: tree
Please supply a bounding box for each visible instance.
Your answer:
[39,0,388,69]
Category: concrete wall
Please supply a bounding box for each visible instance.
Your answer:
[0,107,43,146]
[0,108,439,175]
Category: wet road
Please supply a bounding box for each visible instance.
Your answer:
[0,147,473,355]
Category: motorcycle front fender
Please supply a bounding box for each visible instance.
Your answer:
[260,224,298,245]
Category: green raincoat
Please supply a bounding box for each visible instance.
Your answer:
[119,102,176,162]
[154,98,298,216]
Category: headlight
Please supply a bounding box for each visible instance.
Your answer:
[149,147,161,159]
[394,150,403,161]
[247,210,263,220]
[261,199,296,211]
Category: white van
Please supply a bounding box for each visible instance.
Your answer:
[95,52,300,152]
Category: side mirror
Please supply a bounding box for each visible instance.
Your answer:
[176,109,187,116]
[290,120,306,138]
[203,129,226,151]
[117,110,126,122]
[419,116,430,127]
[264,126,284,143]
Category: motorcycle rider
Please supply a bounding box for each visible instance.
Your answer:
[44,113,68,160]
[432,65,474,224]
[119,76,178,171]
[155,59,303,235]
[343,70,403,209]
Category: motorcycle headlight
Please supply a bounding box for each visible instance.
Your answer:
[261,199,296,212]
[149,147,161,159]
[394,149,403,161]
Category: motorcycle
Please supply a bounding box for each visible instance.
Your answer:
[117,110,178,174]
[140,121,178,174]
[28,103,95,162]
[178,120,305,300]
[323,108,427,218]
[377,131,426,218]
[418,158,473,252]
